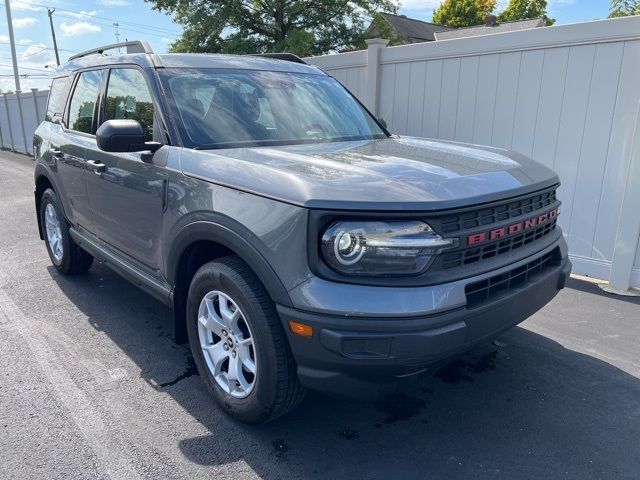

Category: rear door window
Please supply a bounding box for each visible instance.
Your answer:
[67,70,102,134]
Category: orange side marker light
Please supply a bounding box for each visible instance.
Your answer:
[288,321,313,337]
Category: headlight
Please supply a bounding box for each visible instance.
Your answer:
[320,220,453,276]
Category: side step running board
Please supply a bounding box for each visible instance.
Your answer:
[69,227,173,306]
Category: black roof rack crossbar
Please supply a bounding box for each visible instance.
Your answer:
[250,53,307,64]
[69,40,154,61]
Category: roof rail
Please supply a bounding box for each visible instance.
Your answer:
[250,53,307,64]
[69,40,154,61]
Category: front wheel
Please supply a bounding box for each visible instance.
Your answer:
[186,256,305,424]
[40,188,93,275]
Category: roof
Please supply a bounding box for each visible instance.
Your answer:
[378,12,452,42]
[435,17,545,41]
[60,51,322,76]
[157,54,320,74]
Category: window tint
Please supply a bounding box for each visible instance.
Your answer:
[105,68,154,141]
[46,76,71,122]
[68,70,101,134]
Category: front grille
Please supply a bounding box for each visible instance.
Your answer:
[465,248,561,309]
[440,218,557,269]
[436,188,557,234]
[426,186,560,271]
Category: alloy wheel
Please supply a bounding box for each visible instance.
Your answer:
[197,290,257,398]
[44,203,63,263]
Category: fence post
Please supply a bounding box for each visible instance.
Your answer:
[0,94,3,149]
[606,100,640,293]
[3,92,15,152]
[31,88,41,122]
[364,38,389,116]
[15,90,29,154]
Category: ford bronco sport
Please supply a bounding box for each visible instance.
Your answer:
[33,40,571,424]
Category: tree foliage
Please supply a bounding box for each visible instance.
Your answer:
[432,0,497,28]
[146,0,399,56]
[432,0,555,28]
[499,0,555,25]
[608,0,639,17]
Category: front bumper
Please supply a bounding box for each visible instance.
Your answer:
[278,247,571,398]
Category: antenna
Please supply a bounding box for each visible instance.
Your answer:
[113,22,120,52]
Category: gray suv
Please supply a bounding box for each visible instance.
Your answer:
[34,40,571,424]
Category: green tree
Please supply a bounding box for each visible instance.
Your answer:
[146,0,399,56]
[498,0,555,25]
[432,0,497,28]
[608,0,639,17]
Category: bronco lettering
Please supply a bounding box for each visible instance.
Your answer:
[467,208,558,246]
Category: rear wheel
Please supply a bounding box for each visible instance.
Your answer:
[40,189,93,275]
[186,256,305,424]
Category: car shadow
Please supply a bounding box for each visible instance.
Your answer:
[47,263,640,479]
[564,276,640,305]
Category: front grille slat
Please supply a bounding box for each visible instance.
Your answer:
[428,186,559,270]
[464,248,561,308]
[432,188,556,233]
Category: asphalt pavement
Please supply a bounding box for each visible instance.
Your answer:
[1,150,639,480]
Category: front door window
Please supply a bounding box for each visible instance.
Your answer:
[104,68,155,141]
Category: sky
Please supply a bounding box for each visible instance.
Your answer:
[0,0,183,91]
[0,0,612,92]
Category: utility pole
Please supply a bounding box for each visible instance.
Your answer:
[4,0,21,92]
[113,22,120,52]
[47,9,60,66]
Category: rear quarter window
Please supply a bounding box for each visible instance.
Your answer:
[45,76,71,122]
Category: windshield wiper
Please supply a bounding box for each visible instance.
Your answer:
[191,135,386,151]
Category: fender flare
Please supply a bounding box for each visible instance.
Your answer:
[166,218,292,307]
[34,163,64,240]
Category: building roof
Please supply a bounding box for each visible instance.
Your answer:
[434,17,545,41]
[378,12,452,42]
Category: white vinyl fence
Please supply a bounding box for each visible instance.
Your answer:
[307,16,640,291]
[0,89,48,155]
[0,18,638,290]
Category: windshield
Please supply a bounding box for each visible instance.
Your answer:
[159,69,387,149]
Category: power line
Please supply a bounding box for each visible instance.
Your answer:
[0,73,52,77]
[0,62,51,72]
[0,1,182,37]
[0,40,79,53]
[53,12,179,40]
[43,4,180,36]
[0,43,43,51]
[0,0,181,78]
[0,47,48,60]
[19,46,48,57]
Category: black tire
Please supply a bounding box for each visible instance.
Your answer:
[40,188,93,275]
[186,255,305,424]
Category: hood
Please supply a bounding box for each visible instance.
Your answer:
[179,136,559,211]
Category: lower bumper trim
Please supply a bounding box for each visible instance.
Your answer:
[277,256,571,397]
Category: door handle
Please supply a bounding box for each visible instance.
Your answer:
[51,148,64,159]
[86,160,106,174]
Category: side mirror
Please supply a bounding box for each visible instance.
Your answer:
[96,119,161,153]
[377,117,387,129]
